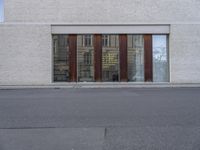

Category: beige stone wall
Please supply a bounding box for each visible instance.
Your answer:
[0,24,52,85]
[5,0,200,23]
[170,24,200,83]
[1,1,200,84]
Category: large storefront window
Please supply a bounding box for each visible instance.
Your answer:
[102,35,119,81]
[53,34,169,82]
[77,35,94,82]
[53,35,70,82]
[153,35,169,82]
[127,35,144,82]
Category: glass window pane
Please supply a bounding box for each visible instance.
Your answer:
[127,35,144,82]
[84,35,93,47]
[102,35,119,81]
[153,35,169,82]
[77,35,94,82]
[0,0,3,22]
[102,35,110,47]
[53,35,70,82]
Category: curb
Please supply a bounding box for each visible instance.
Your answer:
[0,83,200,89]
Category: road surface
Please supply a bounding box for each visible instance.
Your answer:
[0,88,200,150]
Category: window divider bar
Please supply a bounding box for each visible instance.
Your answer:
[119,34,128,82]
[69,34,77,82]
[144,34,153,82]
[94,34,102,82]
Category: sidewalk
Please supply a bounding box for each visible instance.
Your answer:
[0,83,200,89]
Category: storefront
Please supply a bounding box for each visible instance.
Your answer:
[53,34,169,82]
[1,0,200,85]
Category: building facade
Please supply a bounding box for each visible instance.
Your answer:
[0,0,200,85]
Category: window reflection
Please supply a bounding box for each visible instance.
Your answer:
[102,35,110,47]
[83,35,93,47]
[0,0,3,22]
[53,34,169,83]
[53,35,70,82]
[102,35,119,81]
[77,35,94,82]
[127,35,144,82]
[153,35,169,82]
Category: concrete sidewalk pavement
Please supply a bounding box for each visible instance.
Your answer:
[0,83,200,89]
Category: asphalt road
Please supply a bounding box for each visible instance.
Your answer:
[0,88,200,150]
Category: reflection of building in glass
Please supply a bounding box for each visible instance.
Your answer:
[77,35,94,82]
[102,35,110,47]
[53,35,70,82]
[84,52,92,65]
[102,35,119,81]
[83,35,93,47]
[52,34,169,82]
[128,35,144,81]
[153,35,169,82]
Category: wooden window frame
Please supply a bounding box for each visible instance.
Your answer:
[94,34,102,81]
[144,34,153,82]
[69,34,77,82]
[119,34,128,81]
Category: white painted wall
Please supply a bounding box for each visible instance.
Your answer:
[4,0,200,23]
[0,24,52,85]
[170,24,200,83]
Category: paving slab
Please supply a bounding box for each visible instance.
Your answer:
[103,127,200,150]
[0,128,104,150]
